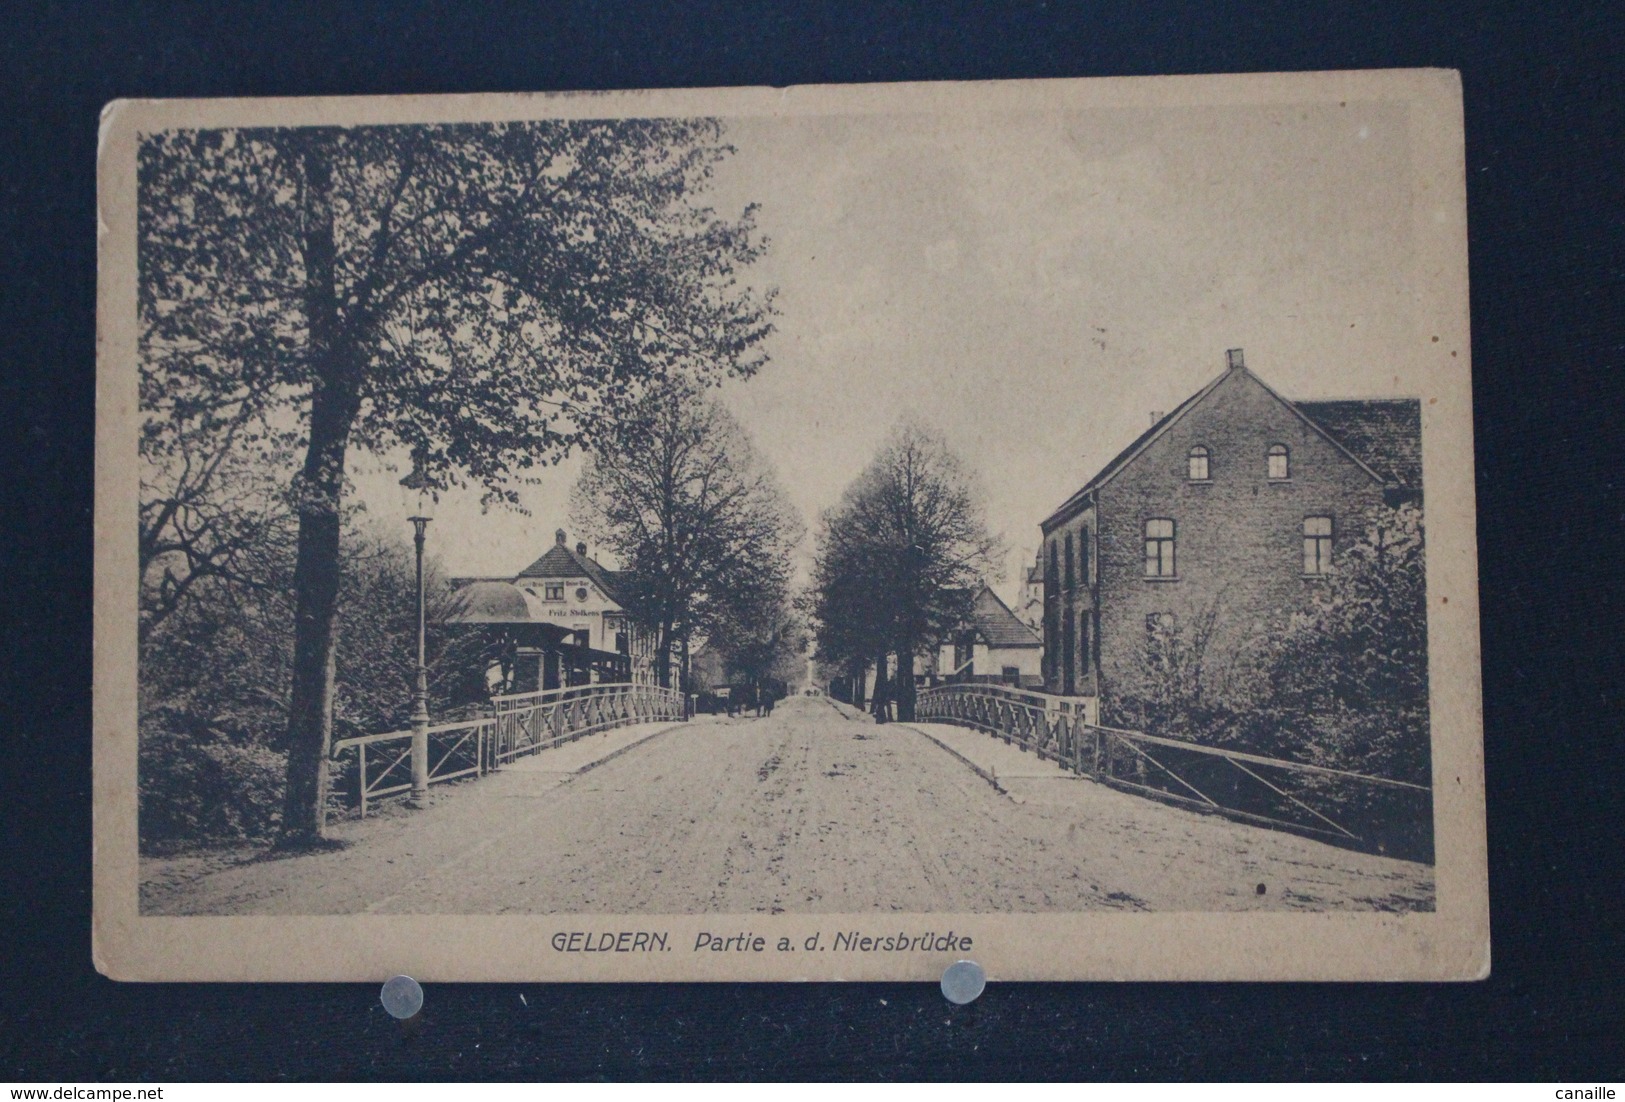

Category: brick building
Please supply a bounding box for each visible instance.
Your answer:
[1038,349,1422,722]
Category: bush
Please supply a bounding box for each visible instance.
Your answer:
[139,714,288,847]
[1103,597,1268,749]
[138,516,485,852]
[1106,503,1430,785]
[1261,502,1429,784]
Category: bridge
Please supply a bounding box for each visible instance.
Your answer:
[916,682,1433,863]
[328,681,687,817]
[140,685,1435,916]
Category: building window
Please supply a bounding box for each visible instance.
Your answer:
[544,584,565,601]
[1144,518,1176,577]
[1044,541,1060,685]
[1064,533,1075,591]
[1078,528,1090,585]
[1062,604,1076,695]
[1268,443,1290,480]
[1188,445,1210,481]
[1079,611,1091,674]
[1303,515,1334,575]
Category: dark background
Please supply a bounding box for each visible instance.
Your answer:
[4,0,1621,1081]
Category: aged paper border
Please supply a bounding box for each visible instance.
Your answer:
[94,69,1487,982]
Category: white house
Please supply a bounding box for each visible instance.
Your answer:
[449,528,669,690]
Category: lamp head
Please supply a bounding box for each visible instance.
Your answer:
[399,452,434,526]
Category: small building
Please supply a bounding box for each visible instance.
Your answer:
[1038,349,1422,725]
[448,528,670,693]
[920,584,1044,688]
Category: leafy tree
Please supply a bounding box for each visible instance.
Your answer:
[139,397,297,643]
[712,596,808,692]
[808,503,891,713]
[139,120,772,842]
[139,516,478,847]
[810,421,1001,721]
[570,386,803,686]
[1106,597,1269,745]
[1261,501,1430,781]
[1107,502,1429,783]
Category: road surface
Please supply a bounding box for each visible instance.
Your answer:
[141,696,1434,915]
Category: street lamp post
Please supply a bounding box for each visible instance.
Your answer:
[402,465,433,806]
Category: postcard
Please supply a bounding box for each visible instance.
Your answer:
[96,69,1486,981]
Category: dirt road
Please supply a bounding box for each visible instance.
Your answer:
[142,696,1434,915]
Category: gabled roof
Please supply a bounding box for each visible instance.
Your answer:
[967,585,1041,649]
[516,531,624,604]
[1296,399,1422,489]
[1041,360,1416,531]
[1040,369,1231,530]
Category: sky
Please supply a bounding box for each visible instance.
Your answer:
[349,97,1431,606]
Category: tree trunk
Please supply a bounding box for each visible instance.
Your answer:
[655,618,674,689]
[279,379,360,842]
[279,133,361,846]
[894,633,917,722]
[870,647,890,723]
[849,659,868,709]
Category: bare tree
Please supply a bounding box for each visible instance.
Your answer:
[570,386,804,687]
[140,121,773,843]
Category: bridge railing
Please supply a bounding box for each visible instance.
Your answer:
[487,682,686,766]
[330,682,686,819]
[915,683,1433,862]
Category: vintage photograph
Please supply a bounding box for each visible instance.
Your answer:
[96,72,1486,980]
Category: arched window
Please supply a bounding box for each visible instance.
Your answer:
[1188,445,1210,481]
[1268,443,1290,480]
[1144,518,1176,577]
